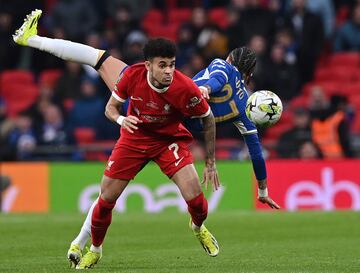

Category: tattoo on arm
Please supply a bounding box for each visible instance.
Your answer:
[258,178,267,189]
[202,111,216,165]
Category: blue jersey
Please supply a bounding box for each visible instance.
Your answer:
[192,58,257,135]
[191,58,266,181]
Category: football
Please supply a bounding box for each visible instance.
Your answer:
[245,90,283,127]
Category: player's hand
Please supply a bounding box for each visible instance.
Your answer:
[199,86,210,100]
[202,163,220,191]
[258,196,280,209]
[122,115,142,133]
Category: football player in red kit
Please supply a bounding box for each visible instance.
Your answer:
[84,38,220,269]
[62,38,218,268]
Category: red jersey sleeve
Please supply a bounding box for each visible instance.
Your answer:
[180,78,210,118]
[112,69,130,102]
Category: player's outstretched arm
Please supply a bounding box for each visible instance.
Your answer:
[13,9,127,90]
[242,132,280,209]
[201,111,220,191]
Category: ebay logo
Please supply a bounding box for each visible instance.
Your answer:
[285,167,360,211]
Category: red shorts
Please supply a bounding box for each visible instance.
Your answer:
[104,140,193,180]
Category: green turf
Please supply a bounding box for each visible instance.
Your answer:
[0,211,359,273]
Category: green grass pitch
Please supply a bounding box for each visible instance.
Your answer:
[0,211,359,273]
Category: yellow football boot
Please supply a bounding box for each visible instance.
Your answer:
[67,244,82,268]
[190,219,219,257]
[13,9,42,46]
[76,249,101,269]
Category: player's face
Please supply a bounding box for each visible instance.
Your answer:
[146,57,176,88]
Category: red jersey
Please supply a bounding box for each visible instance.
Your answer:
[112,63,210,144]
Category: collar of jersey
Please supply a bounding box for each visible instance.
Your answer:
[147,71,169,93]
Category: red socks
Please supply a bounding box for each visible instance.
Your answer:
[186,192,208,227]
[91,197,116,247]
[90,193,207,246]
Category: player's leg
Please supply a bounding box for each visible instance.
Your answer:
[171,164,206,224]
[171,164,219,257]
[13,9,126,90]
[155,142,219,257]
[67,197,98,267]
[97,56,127,90]
[76,175,129,269]
[76,143,147,269]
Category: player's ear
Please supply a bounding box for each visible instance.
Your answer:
[144,60,151,71]
[244,74,251,85]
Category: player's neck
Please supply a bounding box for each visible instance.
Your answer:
[147,72,169,93]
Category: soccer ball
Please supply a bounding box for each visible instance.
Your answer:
[245,90,283,127]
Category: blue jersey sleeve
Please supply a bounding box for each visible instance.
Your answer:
[233,110,266,180]
[243,133,267,180]
[203,59,231,94]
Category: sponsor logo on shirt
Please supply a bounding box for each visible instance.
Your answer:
[146,101,159,110]
[142,115,168,123]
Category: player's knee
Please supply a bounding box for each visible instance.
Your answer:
[100,178,122,202]
[100,192,117,203]
[186,179,202,200]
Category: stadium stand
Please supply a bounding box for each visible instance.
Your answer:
[1,0,359,160]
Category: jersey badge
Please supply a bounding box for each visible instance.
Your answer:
[186,96,202,108]
[106,160,114,170]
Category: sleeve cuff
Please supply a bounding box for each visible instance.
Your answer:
[112,92,126,102]
[191,108,211,118]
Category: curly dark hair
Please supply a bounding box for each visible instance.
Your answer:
[228,47,257,76]
[143,38,177,61]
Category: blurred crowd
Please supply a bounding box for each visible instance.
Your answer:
[275,92,354,160]
[0,0,359,161]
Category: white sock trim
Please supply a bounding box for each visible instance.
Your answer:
[90,245,102,253]
[192,222,201,231]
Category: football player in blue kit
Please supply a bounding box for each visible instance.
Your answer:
[191,47,279,208]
